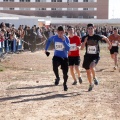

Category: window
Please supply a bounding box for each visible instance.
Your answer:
[78,16,83,18]
[62,16,67,18]
[73,8,78,11]
[51,8,56,10]
[9,8,14,10]
[19,0,30,2]
[36,8,46,10]
[3,8,9,10]
[36,0,45,2]
[67,8,72,11]
[89,0,97,2]
[83,8,88,10]
[19,8,25,10]
[3,0,14,2]
[51,0,56,2]
[83,0,88,2]
[57,0,62,2]
[88,16,94,19]
[41,8,46,10]
[69,0,72,2]
[20,0,24,2]
[24,8,30,10]
[4,0,14,1]
[73,0,78,2]
[56,8,62,10]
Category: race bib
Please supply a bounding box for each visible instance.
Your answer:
[55,42,64,51]
[70,43,77,51]
[87,45,97,54]
[0,42,1,48]
[112,41,118,46]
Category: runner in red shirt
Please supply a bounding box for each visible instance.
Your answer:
[68,26,82,85]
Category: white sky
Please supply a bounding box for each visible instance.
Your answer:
[109,0,120,19]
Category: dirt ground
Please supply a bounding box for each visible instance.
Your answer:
[0,46,120,120]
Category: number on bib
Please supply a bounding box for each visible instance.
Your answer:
[87,45,97,54]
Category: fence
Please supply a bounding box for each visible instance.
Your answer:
[0,39,22,57]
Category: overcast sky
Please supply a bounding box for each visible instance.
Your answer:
[109,0,120,19]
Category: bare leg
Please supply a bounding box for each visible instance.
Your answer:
[86,69,92,84]
[114,53,118,67]
[90,62,96,79]
[75,65,81,78]
[69,66,76,81]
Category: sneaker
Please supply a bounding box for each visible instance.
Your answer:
[113,66,117,70]
[88,84,94,91]
[93,78,99,85]
[72,80,77,85]
[64,84,68,91]
[78,77,82,84]
[55,78,60,85]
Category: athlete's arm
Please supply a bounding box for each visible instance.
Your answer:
[45,36,54,52]
[63,36,70,51]
[118,37,120,46]
[102,35,112,50]
[77,36,81,50]
[81,37,87,50]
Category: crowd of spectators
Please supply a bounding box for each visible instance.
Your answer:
[0,22,120,58]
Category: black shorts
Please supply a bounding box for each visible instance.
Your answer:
[52,56,68,71]
[110,46,119,54]
[82,55,100,70]
[68,56,80,66]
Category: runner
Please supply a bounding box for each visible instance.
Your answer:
[45,26,70,91]
[108,28,120,70]
[67,26,82,85]
[81,23,111,91]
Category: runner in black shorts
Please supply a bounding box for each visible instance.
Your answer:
[108,28,120,70]
[81,23,111,91]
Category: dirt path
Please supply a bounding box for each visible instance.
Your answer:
[0,48,120,120]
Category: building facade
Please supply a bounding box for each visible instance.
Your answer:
[0,0,109,19]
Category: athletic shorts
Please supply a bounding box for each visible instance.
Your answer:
[68,56,80,66]
[110,46,119,54]
[82,55,100,70]
[52,56,68,71]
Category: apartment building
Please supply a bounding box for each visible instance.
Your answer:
[0,0,109,19]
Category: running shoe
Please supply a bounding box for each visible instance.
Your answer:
[64,84,68,91]
[113,66,117,70]
[78,77,82,84]
[55,78,60,85]
[93,78,99,85]
[72,80,77,85]
[88,84,94,91]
